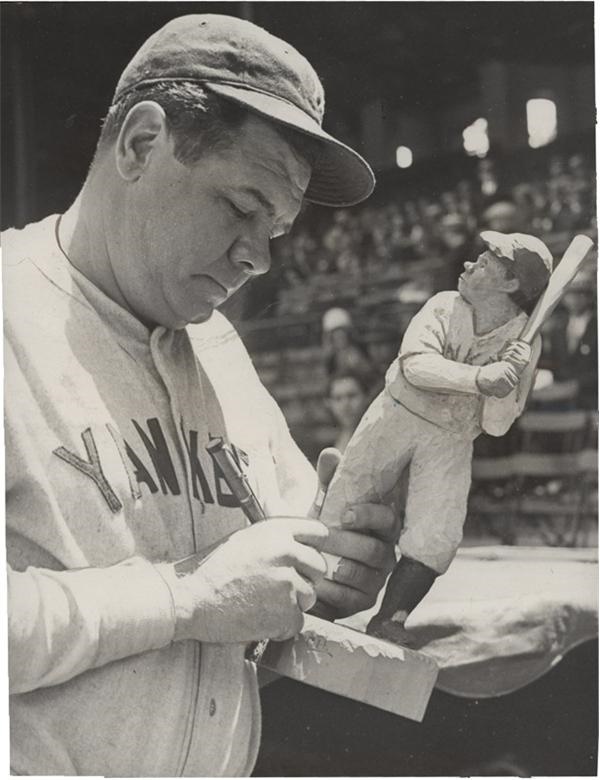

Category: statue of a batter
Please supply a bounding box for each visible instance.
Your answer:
[319,231,553,645]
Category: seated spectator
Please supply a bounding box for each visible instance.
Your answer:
[481,197,523,233]
[439,213,478,289]
[550,267,598,410]
[326,371,370,453]
[322,307,377,384]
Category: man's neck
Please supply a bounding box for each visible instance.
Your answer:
[470,294,522,335]
[58,176,131,315]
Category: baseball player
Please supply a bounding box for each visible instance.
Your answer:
[5,15,397,776]
[320,231,553,645]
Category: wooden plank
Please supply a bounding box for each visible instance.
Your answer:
[259,615,439,722]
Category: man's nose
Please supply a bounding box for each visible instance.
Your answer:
[229,234,271,276]
[463,260,474,271]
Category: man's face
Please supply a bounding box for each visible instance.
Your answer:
[329,377,367,429]
[458,250,515,304]
[116,113,311,328]
[329,328,351,349]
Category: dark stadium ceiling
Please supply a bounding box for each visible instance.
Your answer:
[3,2,594,119]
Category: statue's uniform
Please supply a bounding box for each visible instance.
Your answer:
[321,291,540,574]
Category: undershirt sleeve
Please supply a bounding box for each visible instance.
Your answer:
[8,558,175,694]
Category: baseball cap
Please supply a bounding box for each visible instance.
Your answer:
[113,14,375,208]
[480,230,553,300]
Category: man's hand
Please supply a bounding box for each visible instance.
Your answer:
[156,519,328,644]
[311,448,397,618]
[476,361,519,398]
[498,339,532,375]
[315,505,397,616]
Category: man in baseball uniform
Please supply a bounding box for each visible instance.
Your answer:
[319,232,553,645]
[4,15,396,776]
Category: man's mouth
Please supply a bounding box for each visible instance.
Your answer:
[192,274,229,296]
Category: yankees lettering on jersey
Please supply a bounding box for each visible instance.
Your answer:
[53,417,247,513]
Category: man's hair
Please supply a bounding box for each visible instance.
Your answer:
[94,80,319,168]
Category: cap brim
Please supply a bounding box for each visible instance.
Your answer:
[205,82,375,207]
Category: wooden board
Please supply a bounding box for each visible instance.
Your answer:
[259,615,439,722]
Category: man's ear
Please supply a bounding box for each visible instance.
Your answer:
[503,276,520,294]
[115,101,169,181]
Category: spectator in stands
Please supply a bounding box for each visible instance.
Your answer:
[439,212,478,289]
[550,267,597,410]
[481,197,523,233]
[322,307,376,384]
[327,371,370,453]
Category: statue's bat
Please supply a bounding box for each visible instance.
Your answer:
[520,234,595,344]
[483,234,594,436]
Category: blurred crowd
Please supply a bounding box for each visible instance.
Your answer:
[273,152,596,297]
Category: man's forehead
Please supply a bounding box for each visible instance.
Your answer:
[229,114,311,198]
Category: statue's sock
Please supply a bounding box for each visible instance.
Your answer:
[378,556,438,624]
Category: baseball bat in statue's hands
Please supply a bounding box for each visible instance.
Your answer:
[520,234,594,344]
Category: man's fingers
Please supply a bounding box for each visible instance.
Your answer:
[315,578,374,617]
[293,572,318,613]
[323,553,388,594]
[339,503,397,542]
[322,527,396,571]
[289,541,328,583]
[270,517,330,550]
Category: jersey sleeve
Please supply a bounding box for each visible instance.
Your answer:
[395,293,480,395]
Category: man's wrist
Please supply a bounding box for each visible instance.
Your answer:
[154,559,203,643]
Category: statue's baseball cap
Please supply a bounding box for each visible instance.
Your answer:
[113,14,375,207]
[480,230,553,300]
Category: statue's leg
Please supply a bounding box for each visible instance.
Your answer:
[367,425,473,645]
[399,428,473,575]
[319,391,414,529]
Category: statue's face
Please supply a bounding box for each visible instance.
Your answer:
[458,250,516,304]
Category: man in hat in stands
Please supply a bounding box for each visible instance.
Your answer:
[319,232,553,644]
[550,266,598,410]
[4,15,396,776]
